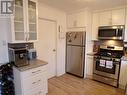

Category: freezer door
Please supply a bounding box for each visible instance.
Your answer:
[66,32,86,46]
[66,46,85,77]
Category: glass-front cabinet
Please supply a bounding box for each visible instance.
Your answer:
[10,0,38,42]
[28,0,37,41]
[14,0,25,41]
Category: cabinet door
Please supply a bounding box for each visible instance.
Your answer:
[92,13,99,40]
[86,55,93,76]
[67,14,77,28]
[119,60,127,89]
[99,11,112,26]
[66,46,84,77]
[67,12,86,28]
[125,9,127,42]
[76,12,86,27]
[14,0,26,41]
[112,9,126,25]
[27,0,38,41]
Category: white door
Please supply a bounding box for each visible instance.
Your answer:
[35,18,57,79]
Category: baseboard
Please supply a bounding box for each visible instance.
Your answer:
[119,84,126,90]
[86,75,93,79]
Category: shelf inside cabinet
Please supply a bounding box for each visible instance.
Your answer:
[15,31,24,33]
[29,31,36,33]
[14,20,24,23]
[29,8,36,12]
[14,5,23,9]
[29,23,36,25]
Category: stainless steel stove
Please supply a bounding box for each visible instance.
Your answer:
[93,45,124,87]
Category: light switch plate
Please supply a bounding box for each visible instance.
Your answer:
[2,40,6,46]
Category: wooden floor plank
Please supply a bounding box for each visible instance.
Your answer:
[48,74,125,95]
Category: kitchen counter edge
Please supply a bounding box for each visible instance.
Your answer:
[13,59,48,72]
[87,52,97,56]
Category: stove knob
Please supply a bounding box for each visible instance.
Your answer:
[115,59,120,62]
[113,59,115,61]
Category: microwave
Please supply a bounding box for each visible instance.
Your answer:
[98,25,125,40]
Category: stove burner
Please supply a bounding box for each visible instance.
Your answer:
[95,48,124,59]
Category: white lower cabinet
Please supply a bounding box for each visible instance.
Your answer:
[24,86,45,95]
[119,60,127,89]
[86,55,94,78]
[13,65,48,95]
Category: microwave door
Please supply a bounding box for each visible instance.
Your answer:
[98,25,125,40]
[98,29,116,37]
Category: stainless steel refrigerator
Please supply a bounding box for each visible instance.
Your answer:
[66,32,86,78]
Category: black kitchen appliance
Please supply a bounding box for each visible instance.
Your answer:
[9,47,29,67]
[93,45,124,87]
[0,63,14,95]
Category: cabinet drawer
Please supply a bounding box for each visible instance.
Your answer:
[24,86,45,95]
[22,73,45,91]
[21,66,47,78]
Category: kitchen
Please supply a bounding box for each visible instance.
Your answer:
[0,0,127,95]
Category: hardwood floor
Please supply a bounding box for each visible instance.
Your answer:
[48,74,125,95]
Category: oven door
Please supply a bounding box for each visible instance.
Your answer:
[93,56,120,79]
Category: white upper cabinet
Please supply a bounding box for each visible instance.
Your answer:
[67,14,77,28]
[99,11,112,26]
[124,8,127,42]
[27,0,38,41]
[92,13,99,40]
[67,11,86,28]
[99,8,126,26]
[76,12,86,27]
[9,0,38,43]
[112,9,126,25]
[13,0,26,42]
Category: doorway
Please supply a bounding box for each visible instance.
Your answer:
[35,18,57,79]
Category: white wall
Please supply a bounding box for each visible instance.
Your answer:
[35,2,66,76]
[0,18,9,64]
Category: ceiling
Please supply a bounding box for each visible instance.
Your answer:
[39,0,127,12]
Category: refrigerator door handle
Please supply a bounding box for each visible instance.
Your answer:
[81,52,83,57]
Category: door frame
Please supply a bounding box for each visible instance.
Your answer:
[38,17,57,77]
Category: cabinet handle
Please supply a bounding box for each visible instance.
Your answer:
[32,82,36,84]
[38,91,42,94]
[25,32,27,41]
[32,79,41,84]
[27,33,29,41]
[109,18,112,25]
[32,70,41,74]
[73,20,77,27]
[34,91,42,95]
[38,80,41,82]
